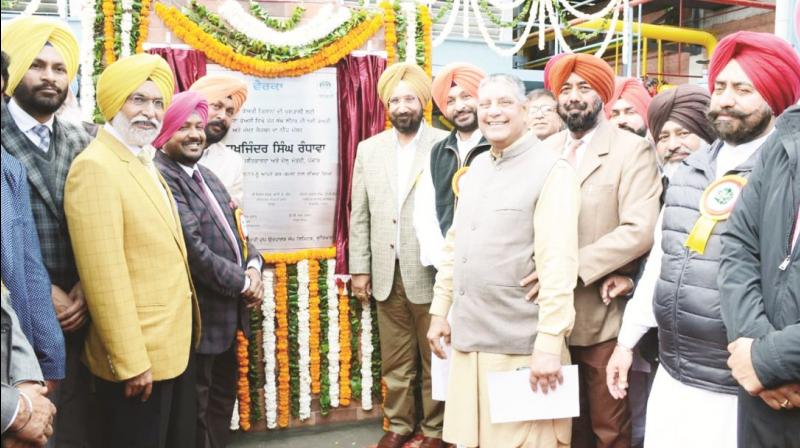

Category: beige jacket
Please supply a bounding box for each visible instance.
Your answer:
[539,120,662,346]
[349,125,449,304]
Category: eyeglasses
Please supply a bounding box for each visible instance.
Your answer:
[127,94,165,111]
[528,105,556,116]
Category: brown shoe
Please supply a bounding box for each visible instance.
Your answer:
[377,431,414,448]
[418,437,453,448]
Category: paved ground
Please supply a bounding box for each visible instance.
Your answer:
[229,420,386,448]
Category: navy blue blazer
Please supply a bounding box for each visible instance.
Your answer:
[1,148,65,379]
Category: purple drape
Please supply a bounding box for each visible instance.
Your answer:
[148,48,207,92]
[334,55,387,274]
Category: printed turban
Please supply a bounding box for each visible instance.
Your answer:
[547,54,615,104]
[647,84,716,144]
[543,53,568,91]
[96,54,174,121]
[708,31,800,116]
[189,74,249,116]
[153,92,209,149]
[431,63,486,113]
[0,16,79,95]
[605,77,652,122]
[377,63,432,107]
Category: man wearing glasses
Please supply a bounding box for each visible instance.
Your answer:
[526,88,564,140]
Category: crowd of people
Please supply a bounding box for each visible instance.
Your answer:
[0,11,798,448]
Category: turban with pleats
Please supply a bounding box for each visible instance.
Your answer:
[153,92,209,149]
[605,77,652,122]
[708,31,800,116]
[647,84,716,144]
[0,16,79,95]
[431,63,486,113]
[189,74,249,116]
[543,53,567,91]
[377,63,432,107]
[547,54,615,104]
[96,54,174,121]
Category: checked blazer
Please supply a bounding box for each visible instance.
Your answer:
[65,128,201,382]
[349,125,448,304]
[1,148,65,380]
[1,101,92,291]
[154,150,261,355]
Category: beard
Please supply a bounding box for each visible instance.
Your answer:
[450,109,479,134]
[390,109,423,135]
[558,98,604,133]
[111,113,162,147]
[618,123,647,137]
[707,104,773,146]
[13,81,68,116]
[204,119,230,145]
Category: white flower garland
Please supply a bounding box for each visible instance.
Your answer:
[433,0,461,46]
[79,0,96,121]
[360,302,374,411]
[544,0,623,61]
[261,270,278,429]
[401,2,417,64]
[326,259,340,408]
[21,0,42,16]
[120,0,134,58]
[230,399,240,430]
[471,0,537,57]
[296,260,312,420]
[217,1,352,48]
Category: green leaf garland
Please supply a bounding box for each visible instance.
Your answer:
[288,264,300,418]
[318,261,331,415]
[349,295,362,401]
[479,0,533,29]
[249,1,305,32]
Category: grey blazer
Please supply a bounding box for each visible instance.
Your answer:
[1,288,44,433]
[349,125,449,304]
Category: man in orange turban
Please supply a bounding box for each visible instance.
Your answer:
[538,52,662,448]
[189,74,250,205]
[415,63,490,270]
[606,77,652,138]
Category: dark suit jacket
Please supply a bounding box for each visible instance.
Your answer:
[1,101,91,290]
[154,150,261,355]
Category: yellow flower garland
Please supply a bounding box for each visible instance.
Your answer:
[380,0,397,130]
[135,0,151,54]
[236,330,252,431]
[419,3,433,123]
[309,260,322,395]
[155,4,384,78]
[261,247,336,264]
[102,0,116,64]
[338,282,352,406]
[275,262,291,428]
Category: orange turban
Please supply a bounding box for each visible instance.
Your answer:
[431,63,486,113]
[547,54,615,104]
[605,77,652,122]
[543,53,567,91]
[189,74,249,116]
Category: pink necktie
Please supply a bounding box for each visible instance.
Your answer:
[565,139,582,168]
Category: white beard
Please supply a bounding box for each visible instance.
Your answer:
[111,113,162,147]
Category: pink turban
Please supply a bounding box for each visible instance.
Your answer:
[605,77,652,122]
[431,62,486,113]
[708,31,800,116]
[153,91,208,149]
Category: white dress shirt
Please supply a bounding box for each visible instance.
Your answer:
[456,129,483,164]
[393,125,423,259]
[617,131,773,349]
[7,98,55,153]
[199,142,245,206]
[563,126,598,169]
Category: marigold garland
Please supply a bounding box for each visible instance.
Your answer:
[155,4,383,78]
[382,379,389,431]
[309,260,322,395]
[102,0,116,64]
[419,3,433,123]
[381,0,397,130]
[336,277,352,406]
[262,247,336,265]
[236,330,252,431]
[275,263,291,428]
[135,0,151,53]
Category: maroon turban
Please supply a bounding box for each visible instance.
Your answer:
[647,84,716,144]
[708,31,800,116]
[153,91,208,149]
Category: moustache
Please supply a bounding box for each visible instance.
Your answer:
[33,83,63,94]
[707,108,748,121]
[131,117,160,128]
[564,101,589,112]
[207,120,228,128]
[665,146,692,160]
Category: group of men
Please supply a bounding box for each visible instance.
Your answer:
[350,30,800,448]
[1,11,799,448]
[1,16,258,448]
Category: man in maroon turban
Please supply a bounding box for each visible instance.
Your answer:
[540,53,662,448]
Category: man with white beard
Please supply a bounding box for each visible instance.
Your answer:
[65,53,200,448]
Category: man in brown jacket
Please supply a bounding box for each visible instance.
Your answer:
[535,54,662,448]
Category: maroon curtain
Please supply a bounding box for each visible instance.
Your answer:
[147,48,207,92]
[334,55,387,274]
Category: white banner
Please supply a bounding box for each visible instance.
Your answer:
[208,66,339,252]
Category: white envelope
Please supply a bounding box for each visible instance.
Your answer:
[487,365,580,423]
[431,340,451,401]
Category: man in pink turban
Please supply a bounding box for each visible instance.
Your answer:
[415,63,489,270]
[154,91,264,448]
[606,77,652,138]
